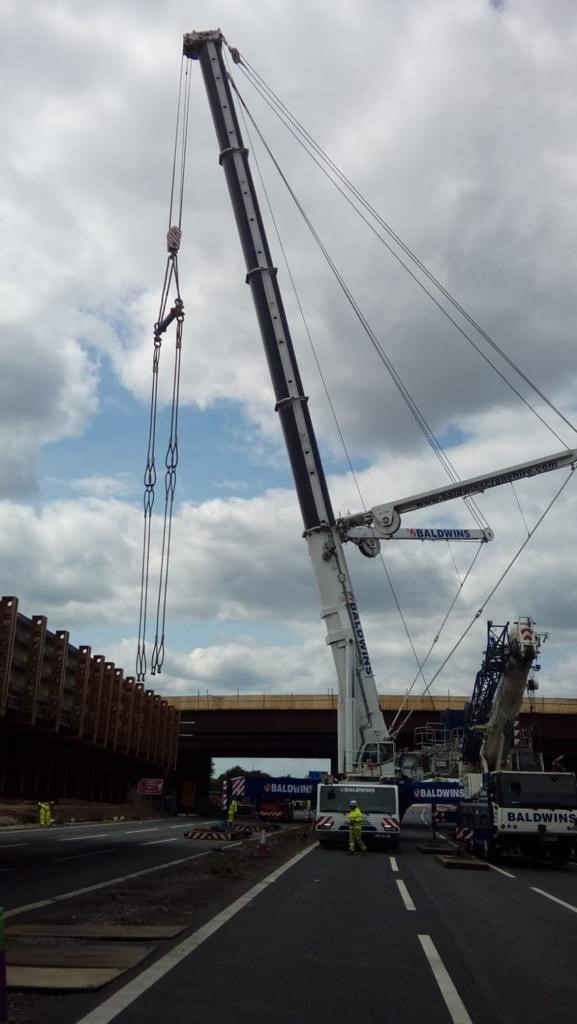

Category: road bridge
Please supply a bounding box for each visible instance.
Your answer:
[168,693,577,806]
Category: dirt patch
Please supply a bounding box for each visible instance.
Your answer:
[6,825,315,1024]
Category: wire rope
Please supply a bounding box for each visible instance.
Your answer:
[136,61,189,682]
[388,542,484,734]
[226,69,576,734]
[232,51,576,445]
[391,468,575,736]
[228,75,490,535]
[222,49,576,740]
[227,59,486,707]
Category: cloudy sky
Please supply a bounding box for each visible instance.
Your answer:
[2,0,577,758]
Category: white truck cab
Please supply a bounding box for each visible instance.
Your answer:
[315,782,400,849]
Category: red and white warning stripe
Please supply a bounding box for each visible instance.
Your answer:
[315,816,334,829]
[513,716,522,747]
[381,817,400,831]
[231,776,246,799]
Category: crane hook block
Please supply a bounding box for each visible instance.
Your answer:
[167,226,182,254]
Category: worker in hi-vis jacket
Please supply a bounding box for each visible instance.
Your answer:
[227,797,238,829]
[347,800,367,854]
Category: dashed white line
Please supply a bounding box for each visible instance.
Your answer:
[141,838,181,846]
[54,848,116,863]
[58,834,109,842]
[396,879,416,911]
[124,828,159,835]
[531,887,577,915]
[487,864,516,879]
[389,855,399,872]
[0,843,28,849]
[418,934,473,1024]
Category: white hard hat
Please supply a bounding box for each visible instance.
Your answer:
[349,799,357,807]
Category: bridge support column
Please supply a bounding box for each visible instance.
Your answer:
[175,752,212,813]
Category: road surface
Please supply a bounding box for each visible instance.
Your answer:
[73,826,577,1024]
[0,817,228,913]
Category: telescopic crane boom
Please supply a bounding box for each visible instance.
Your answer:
[462,619,540,772]
[183,29,393,777]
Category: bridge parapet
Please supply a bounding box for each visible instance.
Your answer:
[168,693,577,716]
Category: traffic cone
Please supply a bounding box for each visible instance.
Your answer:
[256,829,269,858]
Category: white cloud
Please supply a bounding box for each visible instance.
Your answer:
[68,474,135,499]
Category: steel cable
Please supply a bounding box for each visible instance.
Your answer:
[392,468,575,737]
[233,51,575,446]
[228,61,486,708]
[136,60,189,681]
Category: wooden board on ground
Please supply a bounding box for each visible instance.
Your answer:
[7,942,154,969]
[6,924,185,940]
[418,845,455,854]
[435,854,489,870]
[7,966,123,991]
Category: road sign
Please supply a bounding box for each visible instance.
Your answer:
[137,778,164,796]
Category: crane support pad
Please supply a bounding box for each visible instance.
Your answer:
[435,854,489,870]
[418,845,455,854]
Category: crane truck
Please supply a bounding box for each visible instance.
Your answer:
[183,30,577,850]
[458,619,577,864]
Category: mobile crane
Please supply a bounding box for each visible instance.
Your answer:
[458,619,577,863]
[182,31,577,847]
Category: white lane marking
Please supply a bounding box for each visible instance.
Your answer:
[54,848,116,863]
[441,835,459,848]
[58,834,109,842]
[488,864,516,879]
[168,822,213,829]
[141,838,180,846]
[0,818,168,836]
[389,855,399,872]
[396,879,416,911]
[418,934,473,1024]
[5,850,212,919]
[531,887,577,915]
[124,828,159,835]
[0,843,28,849]
[73,843,318,1024]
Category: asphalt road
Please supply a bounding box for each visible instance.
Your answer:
[79,825,577,1024]
[0,817,230,913]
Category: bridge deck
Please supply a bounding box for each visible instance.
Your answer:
[168,693,577,715]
